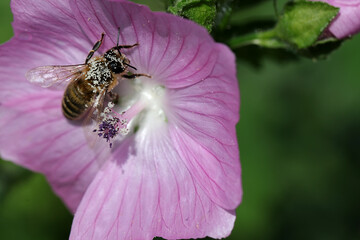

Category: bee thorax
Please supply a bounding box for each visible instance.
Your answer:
[85,58,112,88]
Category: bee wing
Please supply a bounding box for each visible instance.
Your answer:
[26,64,87,90]
[82,89,108,147]
[82,90,119,163]
[78,89,112,167]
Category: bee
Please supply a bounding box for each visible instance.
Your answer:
[26,29,150,121]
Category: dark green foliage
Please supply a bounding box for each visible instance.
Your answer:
[168,0,217,32]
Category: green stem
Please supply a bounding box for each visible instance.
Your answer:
[227,29,286,49]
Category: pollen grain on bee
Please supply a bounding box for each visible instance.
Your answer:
[85,58,112,88]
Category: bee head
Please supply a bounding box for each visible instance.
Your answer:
[106,28,138,74]
[104,49,126,74]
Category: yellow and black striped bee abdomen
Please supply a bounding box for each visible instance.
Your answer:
[62,78,95,120]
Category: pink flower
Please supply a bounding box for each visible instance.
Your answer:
[309,0,360,39]
[0,0,241,239]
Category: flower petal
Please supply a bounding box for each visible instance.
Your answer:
[70,0,217,88]
[0,91,111,212]
[0,37,82,103]
[0,0,96,101]
[329,3,360,38]
[70,126,236,240]
[168,44,242,210]
[11,0,89,63]
[0,0,113,211]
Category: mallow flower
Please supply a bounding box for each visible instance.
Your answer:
[309,0,360,39]
[0,0,242,239]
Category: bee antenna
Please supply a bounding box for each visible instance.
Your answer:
[116,27,121,55]
[116,27,120,48]
[116,27,137,71]
[125,63,137,70]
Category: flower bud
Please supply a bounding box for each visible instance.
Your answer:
[310,0,360,39]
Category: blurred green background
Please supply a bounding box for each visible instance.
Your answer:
[0,0,359,239]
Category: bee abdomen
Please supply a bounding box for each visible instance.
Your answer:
[62,79,94,120]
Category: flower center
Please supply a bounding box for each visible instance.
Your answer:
[93,78,166,147]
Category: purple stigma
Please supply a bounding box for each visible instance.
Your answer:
[94,117,120,148]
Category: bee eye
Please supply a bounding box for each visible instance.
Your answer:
[109,62,124,74]
[110,62,117,70]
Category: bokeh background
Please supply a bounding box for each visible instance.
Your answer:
[0,0,359,239]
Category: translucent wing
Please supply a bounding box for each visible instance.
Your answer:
[82,89,108,147]
[84,89,107,124]
[83,90,119,163]
[26,64,87,90]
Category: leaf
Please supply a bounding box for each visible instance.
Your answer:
[275,1,339,49]
[168,0,216,32]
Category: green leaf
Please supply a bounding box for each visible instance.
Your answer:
[130,0,166,11]
[274,1,339,49]
[168,0,216,32]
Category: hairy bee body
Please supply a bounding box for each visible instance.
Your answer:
[26,31,150,122]
[61,56,118,120]
[62,76,99,120]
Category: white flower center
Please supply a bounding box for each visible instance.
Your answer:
[94,76,167,147]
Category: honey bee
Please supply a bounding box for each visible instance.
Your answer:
[26,30,150,121]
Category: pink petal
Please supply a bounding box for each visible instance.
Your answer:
[168,44,242,210]
[0,37,82,103]
[11,0,89,62]
[309,0,360,39]
[70,128,236,240]
[0,0,96,101]
[70,0,217,88]
[0,0,112,211]
[0,91,111,212]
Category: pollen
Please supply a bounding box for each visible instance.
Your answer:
[85,58,112,88]
[94,105,130,148]
[93,111,121,148]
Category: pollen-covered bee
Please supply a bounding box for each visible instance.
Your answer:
[26,30,150,121]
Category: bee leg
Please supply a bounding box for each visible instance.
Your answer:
[108,91,119,105]
[118,43,139,49]
[85,33,105,64]
[122,73,151,79]
[111,43,139,53]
